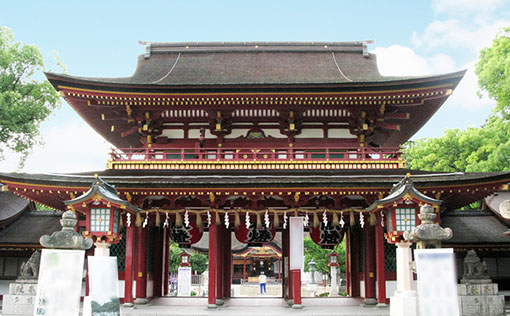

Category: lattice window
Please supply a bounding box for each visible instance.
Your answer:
[113,210,119,233]
[395,208,416,232]
[110,227,126,271]
[384,242,397,271]
[90,208,110,232]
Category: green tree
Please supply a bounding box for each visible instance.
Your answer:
[0,26,61,165]
[190,252,208,274]
[168,239,182,274]
[304,237,345,275]
[476,27,510,119]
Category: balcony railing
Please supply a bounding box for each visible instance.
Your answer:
[107,146,404,170]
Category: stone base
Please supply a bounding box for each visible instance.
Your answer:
[461,277,493,284]
[390,291,418,316]
[458,295,504,316]
[134,297,148,304]
[458,283,498,295]
[123,302,134,307]
[206,304,218,309]
[362,298,377,306]
[376,303,388,308]
[291,304,304,309]
[2,281,38,316]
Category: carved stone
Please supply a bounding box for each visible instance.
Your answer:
[461,250,491,284]
[39,210,93,250]
[19,250,40,279]
[405,204,452,249]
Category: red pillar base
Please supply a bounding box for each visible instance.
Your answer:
[291,269,303,309]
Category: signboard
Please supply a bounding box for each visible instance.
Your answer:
[177,266,192,296]
[415,248,459,316]
[289,217,304,270]
[88,257,120,316]
[310,222,344,248]
[34,249,84,316]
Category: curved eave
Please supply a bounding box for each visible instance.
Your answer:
[64,186,140,213]
[45,70,466,93]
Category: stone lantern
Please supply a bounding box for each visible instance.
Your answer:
[308,260,317,284]
[179,251,192,267]
[404,204,452,249]
[328,252,340,297]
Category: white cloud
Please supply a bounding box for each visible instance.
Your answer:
[412,18,510,52]
[373,45,492,111]
[1,109,110,173]
[373,45,456,76]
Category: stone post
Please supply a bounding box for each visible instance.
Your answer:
[308,261,317,284]
[330,265,338,297]
[390,241,418,316]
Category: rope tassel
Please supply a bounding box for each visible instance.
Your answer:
[234,212,241,228]
[215,211,221,226]
[155,211,161,228]
[312,211,319,228]
[256,212,262,229]
[350,211,355,227]
[196,212,203,228]
[369,212,377,226]
[175,211,183,227]
[135,212,142,227]
[273,212,279,228]
[332,211,339,226]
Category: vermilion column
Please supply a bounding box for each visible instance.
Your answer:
[207,214,217,308]
[134,226,148,304]
[216,224,223,300]
[223,227,232,298]
[375,218,387,305]
[350,228,360,297]
[363,223,376,305]
[124,223,136,306]
[345,230,351,296]
[153,227,163,297]
[163,227,170,296]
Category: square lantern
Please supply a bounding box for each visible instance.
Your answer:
[328,252,340,267]
[89,207,121,234]
[179,251,192,267]
[385,204,420,243]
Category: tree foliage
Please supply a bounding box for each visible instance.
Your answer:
[0,26,61,165]
[476,27,510,119]
[168,239,208,274]
[304,237,345,275]
[406,27,510,174]
[405,116,510,172]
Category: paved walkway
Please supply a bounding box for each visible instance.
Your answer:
[120,297,390,316]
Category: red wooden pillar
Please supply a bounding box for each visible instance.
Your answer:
[153,227,163,297]
[363,223,376,304]
[375,218,387,305]
[134,226,148,303]
[163,227,170,296]
[124,223,136,306]
[345,229,351,296]
[350,227,360,297]
[223,227,232,298]
[208,214,217,307]
[291,269,302,307]
[216,223,224,300]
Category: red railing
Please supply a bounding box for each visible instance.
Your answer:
[109,146,403,163]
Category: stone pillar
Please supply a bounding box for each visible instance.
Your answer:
[330,265,338,297]
[124,223,136,306]
[363,224,376,305]
[134,226,148,304]
[375,220,387,307]
[207,213,217,308]
[390,241,417,316]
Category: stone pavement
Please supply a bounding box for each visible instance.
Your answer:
[120,297,390,316]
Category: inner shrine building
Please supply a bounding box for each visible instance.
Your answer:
[1,41,510,307]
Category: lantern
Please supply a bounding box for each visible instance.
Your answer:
[234,221,276,246]
[64,177,139,244]
[170,222,203,248]
[310,222,345,249]
[366,175,441,244]
[178,251,192,267]
[328,252,340,267]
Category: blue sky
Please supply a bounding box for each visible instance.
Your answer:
[1,0,510,172]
